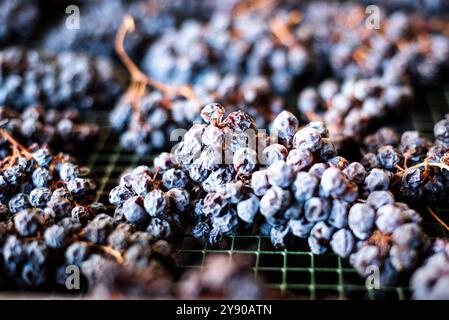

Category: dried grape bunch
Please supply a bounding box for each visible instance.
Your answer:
[42,0,236,58]
[349,220,429,287]
[297,77,413,150]
[75,241,266,300]
[302,3,449,86]
[42,0,174,58]
[111,15,282,155]
[0,130,178,292]
[250,111,430,286]
[0,0,40,45]
[359,116,449,206]
[70,237,176,294]
[142,4,322,97]
[1,217,177,292]
[0,132,97,210]
[0,105,99,155]
[176,104,263,244]
[109,102,262,244]
[0,132,91,287]
[108,165,188,243]
[177,254,265,299]
[411,239,449,299]
[0,46,125,110]
[249,112,339,247]
[109,15,208,155]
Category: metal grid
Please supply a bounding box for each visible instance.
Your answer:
[80,86,449,300]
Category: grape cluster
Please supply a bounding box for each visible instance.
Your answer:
[411,239,449,299]
[42,0,173,59]
[360,115,449,205]
[71,232,177,295]
[350,211,429,287]
[0,105,99,155]
[302,3,449,86]
[110,104,262,243]
[108,164,189,242]
[108,105,437,289]
[176,104,263,243]
[297,77,414,150]
[247,111,430,286]
[110,91,202,155]
[42,0,238,59]
[0,141,91,286]
[1,0,449,299]
[141,4,322,97]
[0,135,180,292]
[0,47,125,110]
[111,14,283,155]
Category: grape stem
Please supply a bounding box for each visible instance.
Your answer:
[404,159,449,174]
[0,128,34,167]
[77,232,125,264]
[394,156,449,232]
[269,17,295,47]
[99,245,125,264]
[427,206,449,232]
[115,15,201,126]
[233,0,275,17]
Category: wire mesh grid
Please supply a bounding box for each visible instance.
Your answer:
[80,86,449,300]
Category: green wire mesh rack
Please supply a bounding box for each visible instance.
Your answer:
[80,86,449,300]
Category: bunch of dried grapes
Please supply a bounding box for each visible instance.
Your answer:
[411,239,449,299]
[85,260,175,299]
[107,105,435,289]
[42,0,240,59]
[111,16,282,155]
[247,111,430,287]
[297,77,414,151]
[108,103,266,245]
[0,105,99,155]
[141,3,322,97]
[301,2,449,86]
[0,129,180,293]
[359,114,449,206]
[0,46,125,110]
